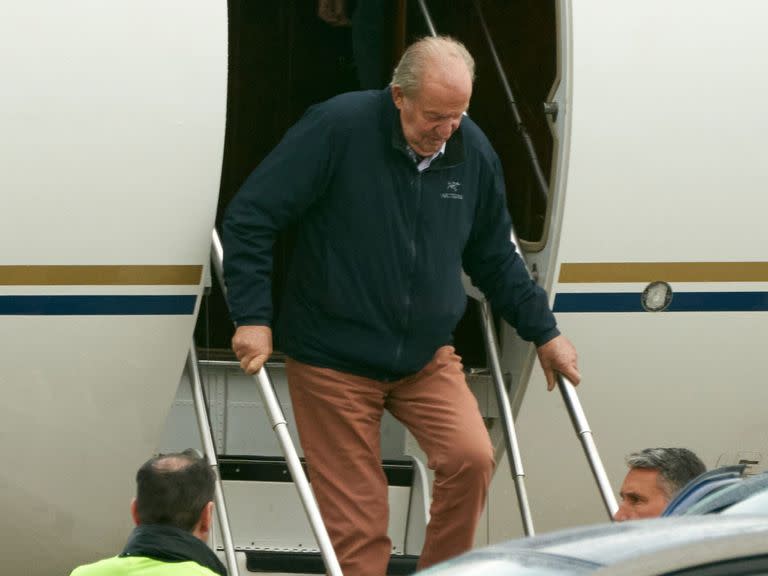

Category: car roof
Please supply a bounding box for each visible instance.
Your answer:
[437,515,768,575]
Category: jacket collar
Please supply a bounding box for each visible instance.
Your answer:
[120,524,228,576]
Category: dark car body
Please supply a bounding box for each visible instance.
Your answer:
[418,515,768,575]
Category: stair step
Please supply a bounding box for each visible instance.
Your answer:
[245,550,419,575]
[218,455,415,487]
[212,456,426,556]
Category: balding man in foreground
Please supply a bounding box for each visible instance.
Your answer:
[70,450,227,576]
[223,35,580,574]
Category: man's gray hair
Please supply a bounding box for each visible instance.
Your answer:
[626,447,706,499]
[391,36,475,97]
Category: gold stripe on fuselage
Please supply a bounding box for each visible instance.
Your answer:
[0,265,203,285]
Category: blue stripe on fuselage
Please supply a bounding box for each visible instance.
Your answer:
[0,295,196,315]
[553,292,768,313]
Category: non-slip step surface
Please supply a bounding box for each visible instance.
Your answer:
[218,455,415,487]
[246,550,419,575]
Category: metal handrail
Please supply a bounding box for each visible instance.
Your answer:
[211,229,343,576]
[416,0,437,37]
[187,345,240,576]
[479,300,535,536]
[557,374,619,517]
[472,0,549,204]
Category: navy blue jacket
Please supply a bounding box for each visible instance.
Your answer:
[223,88,559,380]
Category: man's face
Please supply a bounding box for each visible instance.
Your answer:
[392,65,472,157]
[614,468,670,521]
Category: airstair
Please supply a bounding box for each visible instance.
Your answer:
[166,348,429,575]
[164,220,615,576]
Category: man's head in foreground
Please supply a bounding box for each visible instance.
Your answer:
[614,447,706,521]
[131,449,216,542]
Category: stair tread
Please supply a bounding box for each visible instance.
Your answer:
[218,455,415,486]
[245,550,419,575]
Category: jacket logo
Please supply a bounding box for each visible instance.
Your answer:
[442,181,463,200]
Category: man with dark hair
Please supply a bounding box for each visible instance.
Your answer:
[70,450,227,576]
[614,447,706,521]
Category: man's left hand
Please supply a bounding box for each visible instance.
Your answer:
[536,335,580,391]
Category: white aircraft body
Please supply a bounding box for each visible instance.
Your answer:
[2,1,767,575]
[0,1,226,574]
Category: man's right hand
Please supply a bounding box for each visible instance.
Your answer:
[232,325,273,374]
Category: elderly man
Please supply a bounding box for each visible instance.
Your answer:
[71,450,227,575]
[614,447,707,521]
[223,35,580,574]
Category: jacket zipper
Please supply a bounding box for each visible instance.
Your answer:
[393,169,424,372]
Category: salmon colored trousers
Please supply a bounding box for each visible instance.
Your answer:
[286,346,495,575]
